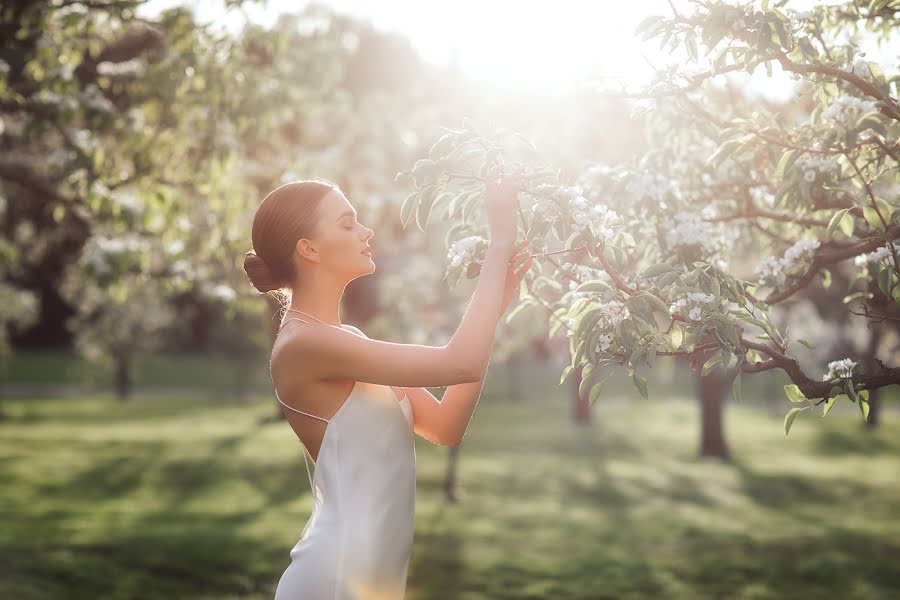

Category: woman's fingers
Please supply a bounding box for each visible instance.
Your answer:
[515,256,535,277]
[510,249,531,265]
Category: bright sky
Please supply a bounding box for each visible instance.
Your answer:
[139,0,895,102]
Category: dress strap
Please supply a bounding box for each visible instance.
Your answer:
[275,314,326,490]
[274,389,330,424]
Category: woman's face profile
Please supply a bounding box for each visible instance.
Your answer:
[305,189,375,280]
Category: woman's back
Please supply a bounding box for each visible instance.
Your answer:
[273,319,416,599]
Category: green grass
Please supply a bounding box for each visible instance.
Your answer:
[1,371,898,599]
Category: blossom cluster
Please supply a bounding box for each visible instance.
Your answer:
[854,243,899,267]
[533,185,622,240]
[83,84,115,113]
[754,238,820,282]
[97,59,147,77]
[570,196,620,238]
[795,154,839,183]
[821,96,878,126]
[205,283,236,303]
[669,291,717,322]
[447,235,487,268]
[664,211,732,258]
[80,234,148,276]
[565,299,630,355]
[822,358,857,382]
[627,171,678,205]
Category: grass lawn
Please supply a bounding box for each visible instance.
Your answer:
[1,369,898,599]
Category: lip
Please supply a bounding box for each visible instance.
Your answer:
[361,248,372,256]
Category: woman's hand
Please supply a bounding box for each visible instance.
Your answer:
[485,167,527,247]
[500,240,535,314]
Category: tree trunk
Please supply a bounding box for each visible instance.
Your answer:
[571,363,592,424]
[697,369,731,460]
[115,350,132,401]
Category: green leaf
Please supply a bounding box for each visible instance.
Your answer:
[640,292,670,314]
[634,15,664,37]
[784,384,806,403]
[416,184,439,231]
[775,148,799,177]
[863,205,886,231]
[702,354,723,376]
[446,189,469,218]
[685,32,698,61]
[784,406,805,436]
[400,191,418,229]
[667,323,684,351]
[589,374,610,406]
[822,395,837,416]
[858,389,870,421]
[559,364,575,385]
[642,263,677,278]
[732,371,743,403]
[826,208,851,240]
[411,158,436,187]
[632,372,648,400]
[796,338,816,350]
[707,139,743,168]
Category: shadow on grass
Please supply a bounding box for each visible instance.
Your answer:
[658,528,900,599]
[812,426,898,456]
[0,519,283,600]
[730,451,884,511]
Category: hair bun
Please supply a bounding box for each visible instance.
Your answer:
[243,249,281,293]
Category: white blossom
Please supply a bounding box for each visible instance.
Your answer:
[73,129,100,152]
[207,284,236,303]
[754,239,820,282]
[822,358,857,381]
[595,299,630,329]
[594,333,613,353]
[82,84,115,112]
[687,291,716,303]
[80,233,148,276]
[447,235,487,270]
[112,189,143,215]
[852,60,870,78]
[35,89,79,112]
[669,291,716,320]
[628,171,677,202]
[664,211,732,259]
[97,59,146,77]
[795,154,838,176]
[166,240,186,256]
[854,243,899,267]
[821,96,878,126]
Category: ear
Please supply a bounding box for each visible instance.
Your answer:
[295,238,322,264]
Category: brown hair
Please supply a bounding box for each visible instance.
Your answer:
[243,179,339,294]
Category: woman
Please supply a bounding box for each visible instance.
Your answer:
[243,171,533,599]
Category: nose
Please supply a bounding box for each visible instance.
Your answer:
[363,226,374,241]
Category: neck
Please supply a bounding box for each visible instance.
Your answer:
[288,267,348,326]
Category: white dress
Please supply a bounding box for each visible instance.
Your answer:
[273,319,416,600]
